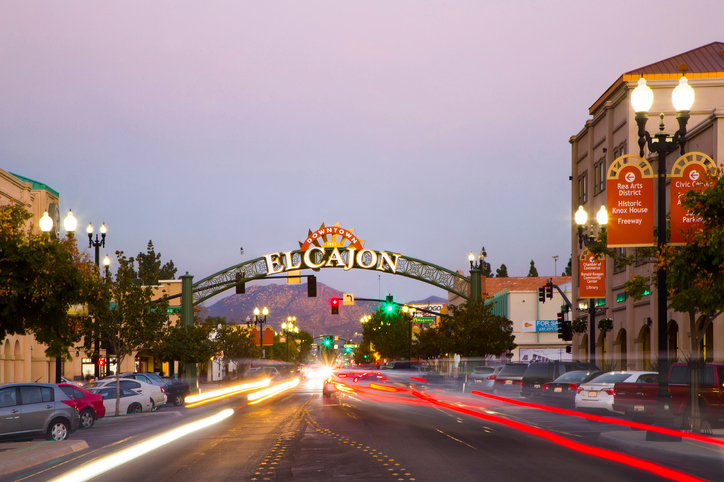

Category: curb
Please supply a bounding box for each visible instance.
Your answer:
[598,431,724,464]
[0,440,89,478]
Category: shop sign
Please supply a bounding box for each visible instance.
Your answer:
[606,155,654,247]
[579,248,605,299]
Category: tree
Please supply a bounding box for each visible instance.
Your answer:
[136,240,177,285]
[527,260,538,277]
[154,324,217,366]
[296,330,314,363]
[437,297,516,358]
[480,247,492,277]
[0,203,101,359]
[495,264,509,278]
[85,251,169,416]
[360,307,411,360]
[563,256,572,276]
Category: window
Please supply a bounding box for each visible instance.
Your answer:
[60,386,83,400]
[0,387,17,408]
[613,247,626,273]
[20,386,53,404]
[613,142,627,159]
[578,171,588,204]
[594,158,606,195]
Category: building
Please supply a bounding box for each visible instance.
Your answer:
[1,167,181,382]
[449,275,574,362]
[569,42,724,369]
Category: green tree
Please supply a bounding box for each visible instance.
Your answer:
[85,251,169,416]
[495,264,509,278]
[527,260,538,277]
[136,240,177,285]
[154,324,217,365]
[563,256,572,276]
[360,307,411,361]
[296,330,314,363]
[0,204,101,359]
[480,247,492,277]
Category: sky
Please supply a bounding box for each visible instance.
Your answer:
[2,1,723,308]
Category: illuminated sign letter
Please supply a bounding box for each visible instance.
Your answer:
[282,251,301,270]
[356,249,378,269]
[263,252,285,275]
[377,251,400,273]
[325,248,345,267]
[304,246,326,269]
[344,248,356,271]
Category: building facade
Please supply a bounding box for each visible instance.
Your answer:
[569,42,724,369]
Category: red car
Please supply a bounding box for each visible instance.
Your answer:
[58,383,106,429]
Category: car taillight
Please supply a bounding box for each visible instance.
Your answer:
[61,400,75,409]
[568,384,579,391]
[379,376,387,381]
[161,387,165,393]
[542,383,549,390]
[486,375,497,380]
[338,374,347,378]
[601,387,615,395]
[513,380,522,385]
[495,379,504,384]
[577,387,585,393]
[353,377,359,383]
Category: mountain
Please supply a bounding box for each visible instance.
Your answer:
[408,295,447,305]
[203,282,381,341]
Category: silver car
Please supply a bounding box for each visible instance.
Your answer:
[466,365,504,391]
[0,383,80,441]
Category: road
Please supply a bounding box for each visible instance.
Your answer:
[11,377,724,482]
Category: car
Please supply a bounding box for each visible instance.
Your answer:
[244,367,282,381]
[540,370,605,406]
[162,377,191,406]
[520,361,598,398]
[0,383,80,442]
[58,383,106,429]
[466,365,504,391]
[87,378,166,411]
[103,372,168,399]
[87,386,153,414]
[59,376,84,387]
[323,368,384,397]
[411,366,445,384]
[493,363,529,396]
[574,371,658,415]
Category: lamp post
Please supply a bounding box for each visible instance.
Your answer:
[87,222,108,378]
[281,316,299,363]
[631,75,694,436]
[468,250,485,300]
[575,204,608,369]
[247,307,269,358]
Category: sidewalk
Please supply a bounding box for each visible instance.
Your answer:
[599,428,724,464]
[0,439,88,478]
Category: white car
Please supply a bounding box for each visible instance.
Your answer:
[86,378,166,411]
[87,386,153,415]
[574,371,657,415]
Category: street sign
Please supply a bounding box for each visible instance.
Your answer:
[413,316,435,324]
[343,293,354,305]
[166,306,182,315]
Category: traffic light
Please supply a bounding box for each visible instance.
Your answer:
[235,274,245,294]
[308,275,317,297]
[98,358,106,367]
[384,295,395,313]
[538,287,545,303]
[322,336,333,348]
[565,346,572,354]
[557,312,565,340]
[545,280,553,299]
[331,298,339,315]
[563,321,573,342]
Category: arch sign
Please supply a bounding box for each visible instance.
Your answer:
[191,223,471,305]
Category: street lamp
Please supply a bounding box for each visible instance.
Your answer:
[63,210,77,237]
[247,307,269,358]
[468,250,485,300]
[281,316,299,363]
[632,74,694,436]
[575,205,607,368]
[85,221,109,378]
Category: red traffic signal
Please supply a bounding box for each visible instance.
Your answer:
[98,358,106,367]
[331,298,339,315]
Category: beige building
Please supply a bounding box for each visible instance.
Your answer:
[1,167,180,383]
[569,42,724,369]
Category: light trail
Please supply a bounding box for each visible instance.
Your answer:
[185,379,271,408]
[50,409,234,482]
[248,378,300,404]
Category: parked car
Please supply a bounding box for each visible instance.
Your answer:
[0,383,80,441]
[162,377,191,406]
[103,372,168,394]
[87,378,166,411]
[540,370,605,406]
[612,362,724,428]
[87,386,153,414]
[58,383,106,429]
[59,376,84,387]
[466,365,504,392]
[493,363,529,396]
[574,371,657,415]
[520,361,598,398]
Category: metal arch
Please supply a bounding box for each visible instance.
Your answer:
[191,249,471,304]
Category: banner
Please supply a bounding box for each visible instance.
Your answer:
[579,248,605,299]
[606,155,654,247]
[670,152,713,245]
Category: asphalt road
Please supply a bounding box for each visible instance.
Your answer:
[11,378,723,482]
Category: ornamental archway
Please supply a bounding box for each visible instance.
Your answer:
[189,223,472,305]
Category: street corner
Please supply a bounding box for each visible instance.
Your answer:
[0,439,89,478]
